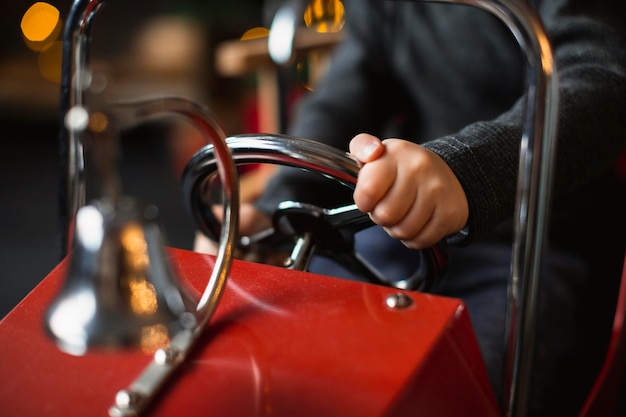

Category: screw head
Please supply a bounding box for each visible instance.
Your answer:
[385,293,413,309]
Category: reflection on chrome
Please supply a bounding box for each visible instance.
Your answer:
[75,205,104,252]
[182,133,449,292]
[47,288,96,356]
[45,197,195,354]
[268,0,345,65]
[140,324,170,354]
[268,4,298,65]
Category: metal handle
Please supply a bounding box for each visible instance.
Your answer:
[182,133,450,292]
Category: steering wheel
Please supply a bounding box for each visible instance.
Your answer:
[181,133,448,292]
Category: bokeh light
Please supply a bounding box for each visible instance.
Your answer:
[21,2,62,51]
[241,27,269,41]
[21,2,64,83]
[89,112,110,133]
[37,40,63,83]
[304,0,345,33]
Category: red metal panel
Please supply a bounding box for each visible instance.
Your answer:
[0,248,500,416]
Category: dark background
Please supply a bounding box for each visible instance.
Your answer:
[0,0,266,319]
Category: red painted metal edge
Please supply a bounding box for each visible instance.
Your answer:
[0,248,500,416]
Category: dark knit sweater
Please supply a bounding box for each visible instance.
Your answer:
[257,0,626,252]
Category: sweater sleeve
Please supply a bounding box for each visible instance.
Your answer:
[423,0,626,242]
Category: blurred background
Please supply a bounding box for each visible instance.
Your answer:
[0,0,345,318]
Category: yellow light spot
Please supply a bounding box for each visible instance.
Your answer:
[140,324,170,354]
[37,40,62,83]
[241,27,269,41]
[118,223,158,315]
[304,0,345,33]
[89,112,109,133]
[121,223,150,271]
[129,280,158,315]
[21,2,61,42]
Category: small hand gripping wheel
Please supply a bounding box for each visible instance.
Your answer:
[182,134,449,292]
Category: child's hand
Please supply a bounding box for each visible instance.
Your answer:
[349,133,469,249]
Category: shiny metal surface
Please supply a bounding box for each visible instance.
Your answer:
[182,133,360,237]
[385,293,414,310]
[448,3,558,416]
[113,97,239,320]
[267,0,345,65]
[182,133,450,292]
[268,1,302,65]
[107,98,239,417]
[59,0,108,257]
[52,96,240,416]
[47,97,238,359]
[45,197,196,356]
[57,0,241,414]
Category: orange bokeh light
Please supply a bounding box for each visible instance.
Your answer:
[21,2,61,47]
[241,27,270,41]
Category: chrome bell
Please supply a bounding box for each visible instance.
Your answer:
[45,196,197,356]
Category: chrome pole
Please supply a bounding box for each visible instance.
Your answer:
[423,2,559,415]
[58,0,108,257]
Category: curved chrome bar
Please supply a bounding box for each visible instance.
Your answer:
[59,0,241,333]
[112,97,238,320]
[268,0,304,65]
[187,133,359,186]
[182,133,358,258]
[59,0,241,337]
[59,0,109,257]
[438,2,558,416]
[104,97,239,417]
[58,2,241,416]
[182,133,449,292]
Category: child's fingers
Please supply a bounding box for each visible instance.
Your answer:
[349,133,384,164]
